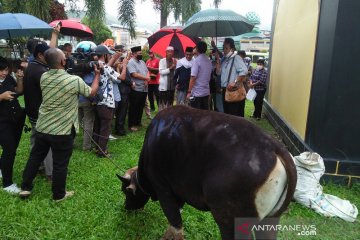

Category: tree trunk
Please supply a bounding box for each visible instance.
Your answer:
[160,5,168,28]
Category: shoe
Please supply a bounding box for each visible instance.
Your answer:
[19,190,32,199]
[54,191,74,202]
[109,134,117,140]
[129,127,138,132]
[256,117,261,121]
[3,183,21,194]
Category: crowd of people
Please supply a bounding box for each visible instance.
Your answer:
[0,24,268,201]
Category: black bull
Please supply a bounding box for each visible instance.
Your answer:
[118,106,297,240]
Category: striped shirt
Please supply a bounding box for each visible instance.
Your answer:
[36,69,91,135]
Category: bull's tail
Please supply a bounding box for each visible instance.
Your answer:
[267,147,297,217]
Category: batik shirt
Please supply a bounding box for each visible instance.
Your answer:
[36,69,91,135]
[97,61,120,108]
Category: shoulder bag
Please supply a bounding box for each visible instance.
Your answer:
[224,56,246,102]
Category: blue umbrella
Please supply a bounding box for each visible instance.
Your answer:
[0,13,52,39]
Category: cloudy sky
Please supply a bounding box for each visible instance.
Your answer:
[104,0,274,31]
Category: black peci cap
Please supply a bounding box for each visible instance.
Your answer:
[130,46,141,53]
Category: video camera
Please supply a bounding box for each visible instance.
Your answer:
[65,48,96,77]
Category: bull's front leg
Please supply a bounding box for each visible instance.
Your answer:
[158,193,184,240]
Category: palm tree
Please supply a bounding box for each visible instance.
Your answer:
[25,0,52,22]
[1,0,68,22]
[1,0,26,13]
[118,0,222,38]
[153,0,201,27]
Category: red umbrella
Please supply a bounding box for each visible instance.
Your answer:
[49,19,93,38]
[148,26,200,58]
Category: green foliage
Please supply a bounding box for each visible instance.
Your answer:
[1,0,26,13]
[25,0,52,22]
[118,0,137,39]
[172,0,201,25]
[0,0,65,23]
[84,0,105,24]
[82,17,113,45]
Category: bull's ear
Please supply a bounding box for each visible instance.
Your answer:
[116,174,130,184]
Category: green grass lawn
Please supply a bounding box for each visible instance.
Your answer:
[0,101,359,239]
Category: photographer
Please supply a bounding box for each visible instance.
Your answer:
[0,56,25,194]
[92,45,122,157]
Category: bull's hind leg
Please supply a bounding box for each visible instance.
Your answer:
[211,206,258,240]
[158,193,185,240]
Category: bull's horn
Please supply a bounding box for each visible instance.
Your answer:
[116,174,130,183]
[124,166,138,178]
[126,183,136,195]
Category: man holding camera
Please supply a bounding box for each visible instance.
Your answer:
[92,45,122,157]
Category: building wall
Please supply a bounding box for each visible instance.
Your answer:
[240,39,270,52]
[267,0,320,139]
[266,0,360,184]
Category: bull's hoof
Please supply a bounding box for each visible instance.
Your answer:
[160,225,184,240]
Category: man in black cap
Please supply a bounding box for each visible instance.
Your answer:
[174,46,194,105]
[23,43,53,181]
[127,46,149,132]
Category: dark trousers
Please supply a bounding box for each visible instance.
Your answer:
[253,89,266,118]
[21,129,75,200]
[0,116,25,187]
[148,84,159,110]
[222,88,245,117]
[94,105,114,152]
[158,90,175,107]
[115,93,130,133]
[190,95,209,110]
[128,90,147,128]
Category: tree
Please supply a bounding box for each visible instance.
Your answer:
[1,0,26,13]
[25,0,52,22]
[82,17,112,45]
[118,0,221,38]
[49,1,67,21]
[0,0,66,22]
[118,0,136,39]
[153,0,201,27]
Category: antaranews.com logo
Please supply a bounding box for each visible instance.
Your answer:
[235,218,317,239]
